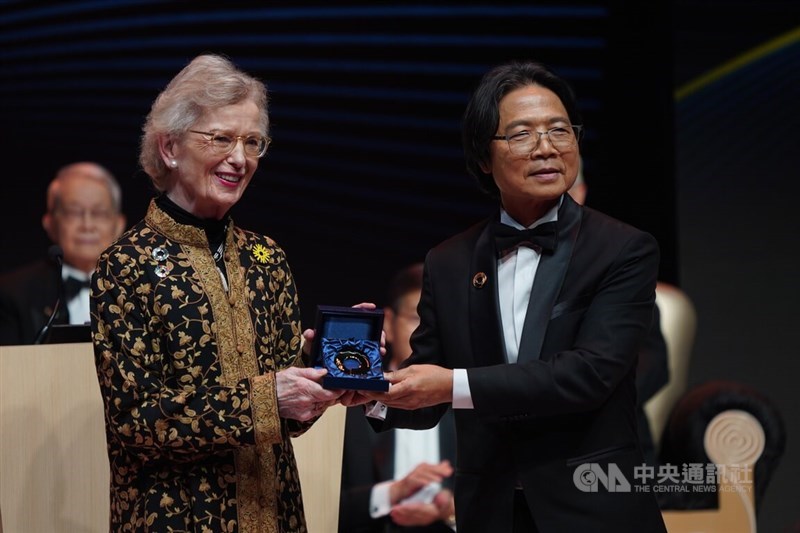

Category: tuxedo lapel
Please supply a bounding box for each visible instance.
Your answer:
[469,218,506,367]
[517,196,582,363]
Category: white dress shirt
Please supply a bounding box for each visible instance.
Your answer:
[367,200,561,413]
[369,424,442,518]
[62,264,92,325]
[452,201,561,408]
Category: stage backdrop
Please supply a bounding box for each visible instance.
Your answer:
[0,1,676,322]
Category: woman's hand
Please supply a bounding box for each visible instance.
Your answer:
[275,367,342,421]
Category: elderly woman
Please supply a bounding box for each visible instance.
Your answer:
[91,54,342,532]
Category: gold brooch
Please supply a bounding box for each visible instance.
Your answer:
[252,244,271,264]
[472,272,487,289]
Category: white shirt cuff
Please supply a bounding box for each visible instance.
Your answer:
[365,401,388,420]
[370,480,393,518]
[452,368,474,409]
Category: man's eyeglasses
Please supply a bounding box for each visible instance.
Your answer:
[189,130,271,158]
[54,206,116,223]
[492,125,583,157]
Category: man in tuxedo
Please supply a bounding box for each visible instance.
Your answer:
[340,263,457,532]
[362,62,667,532]
[0,162,125,345]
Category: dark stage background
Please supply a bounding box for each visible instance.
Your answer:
[0,1,677,312]
[1,2,797,530]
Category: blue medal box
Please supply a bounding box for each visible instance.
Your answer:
[311,305,389,391]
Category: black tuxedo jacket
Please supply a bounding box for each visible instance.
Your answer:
[341,407,456,533]
[0,260,67,345]
[372,195,667,533]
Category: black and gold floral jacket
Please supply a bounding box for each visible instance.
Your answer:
[91,200,311,532]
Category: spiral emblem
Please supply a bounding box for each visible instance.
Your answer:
[703,409,765,467]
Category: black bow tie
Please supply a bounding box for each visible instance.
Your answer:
[494,221,558,256]
[64,276,91,301]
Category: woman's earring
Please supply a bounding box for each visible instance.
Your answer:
[171,160,177,168]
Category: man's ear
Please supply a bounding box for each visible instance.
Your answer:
[383,307,395,345]
[42,213,57,243]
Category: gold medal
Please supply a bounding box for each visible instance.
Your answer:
[334,348,371,375]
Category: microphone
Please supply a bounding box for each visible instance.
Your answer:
[33,244,64,345]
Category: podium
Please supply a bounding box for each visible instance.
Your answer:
[0,343,345,533]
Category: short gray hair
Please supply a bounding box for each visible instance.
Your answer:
[139,54,269,191]
[47,162,122,212]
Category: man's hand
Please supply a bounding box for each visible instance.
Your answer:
[363,364,453,409]
[390,461,453,505]
[337,390,372,407]
[391,488,455,527]
[387,461,454,527]
[390,501,442,527]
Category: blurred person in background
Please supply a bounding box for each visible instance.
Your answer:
[0,161,125,345]
[340,263,457,532]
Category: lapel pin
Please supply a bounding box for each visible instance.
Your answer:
[152,247,169,262]
[154,264,172,278]
[472,272,487,289]
[252,243,272,264]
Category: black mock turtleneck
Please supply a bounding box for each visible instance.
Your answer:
[155,194,229,257]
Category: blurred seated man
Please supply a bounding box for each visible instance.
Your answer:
[339,263,457,532]
[568,163,668,465]
[566,160,587,206]
[0,162,126,345]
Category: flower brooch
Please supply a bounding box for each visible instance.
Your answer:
[252,244,272,264]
